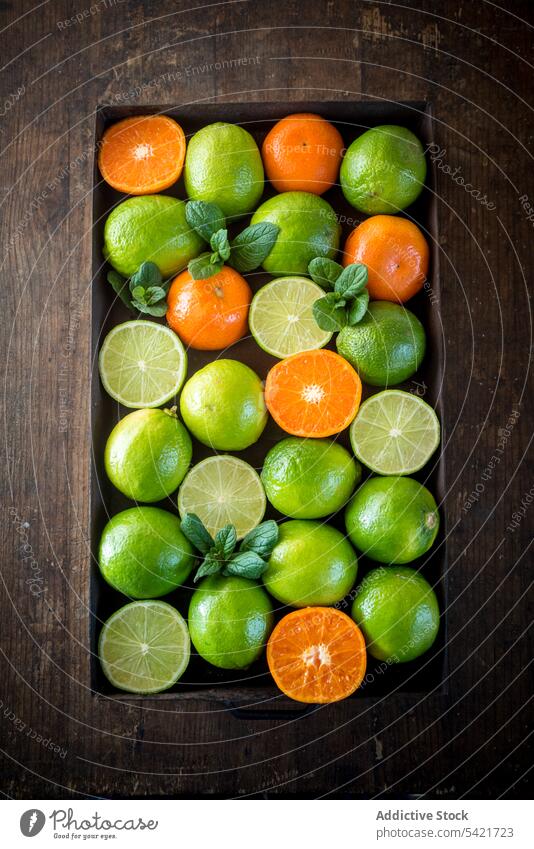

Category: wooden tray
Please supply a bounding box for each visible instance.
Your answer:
[90,100,447,716]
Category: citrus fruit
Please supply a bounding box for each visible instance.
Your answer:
[345,476,439,564]
[262,113,343,194]
[188,575,273,669]
[177,455,266,540]
[99,506,196,598]
[336,301,426,386]
[99,600,190,694]
[349,389,440,475]
[103,195,204,278]
[249,276,332,358]
[261,437,361,519]
[166,265,251,351]
[267,607,366,703]
[351,566,440,662]
[251,191,341,276]
[343,215,429,302]
[265,349,362,437]
[179,359,267,450]
[184,122,264,219]
[104,408,192,503]
[340,125,427,214]
[263,519,358,607]
[98,320,187,408]
[98,115,186,195]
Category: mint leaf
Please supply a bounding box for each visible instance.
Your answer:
[210,229,231,261]
[131,285,146,301]
[107,270,132,310]
[188,252,223,280]
[222,550,268,580]
[133,301,168,317]
[214,525,237,559]
[335,263,368,298]
[194,556,222,582]
[186,201,226,242]
[313,293,348,332]
[180,513,214,555]
[229,223,279,272]
[131,261,162,290]
[240,520,279,559]
[308,257,343,290]
[145,286,167,305]
[347,290,369,325]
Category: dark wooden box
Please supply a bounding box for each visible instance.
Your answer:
[90,100,447,716]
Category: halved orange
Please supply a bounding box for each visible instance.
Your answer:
[98,115,186,194]
[267,607,367,703]
[264,349,362,437]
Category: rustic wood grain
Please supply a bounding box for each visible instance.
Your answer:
[0,0,532,799]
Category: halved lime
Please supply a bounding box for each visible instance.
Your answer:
[177,455,266,540]
[350,389,440,475]
[98,600,190,694]
[98,320,187,408]
[249,277,332,358]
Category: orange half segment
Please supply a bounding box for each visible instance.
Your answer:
[267,607,367,704]
[264,348,362,437]
[98,115,186,195]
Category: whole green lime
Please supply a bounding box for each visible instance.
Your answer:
[351,566,440,662]
[345,476,439,564]
[188,575,273,669]
[99,506,196,598]
[251,191,341,276]
[179,359,267,451]
[336,301,426,386]
[340,125,427,214]
[261,437,361,519]
[103,195,204,278]
[184,122,264,219]
[263,520,358,607]
[105,408,192,503]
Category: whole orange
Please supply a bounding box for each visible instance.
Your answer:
[343,215,429,303]
[166,266,251,351]
[262,113,344,195]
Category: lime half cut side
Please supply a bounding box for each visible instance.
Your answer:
[249,277,332,359]
[350,389,440,475]
[98,600,191,694]
[98,320,187,408]
[177,455,266,540]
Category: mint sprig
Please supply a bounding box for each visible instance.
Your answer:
[106,261,170,317]
[180,513,278,582]
[184,200,279,280]
[308,257,370,332]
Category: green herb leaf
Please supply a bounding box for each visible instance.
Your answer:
[188,252,224,280]
[180,513,215,555]
[131,285,146,301]
[229,222,279,272]
[107,270,132,310]
[240,520,279,559]
[214,525,237,559]
[130,261,162,290]
[347,290,370,325]
[133,301,168,317]
[145,285,167,305]
[186,201,226,242]
[313,293,348,332]
[210,229,231,261]
[334,263,368,298]
[222,550,268,580]
[308,257,343,290]
[194,556,222,583]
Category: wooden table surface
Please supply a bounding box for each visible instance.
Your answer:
[1,0,532,799]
